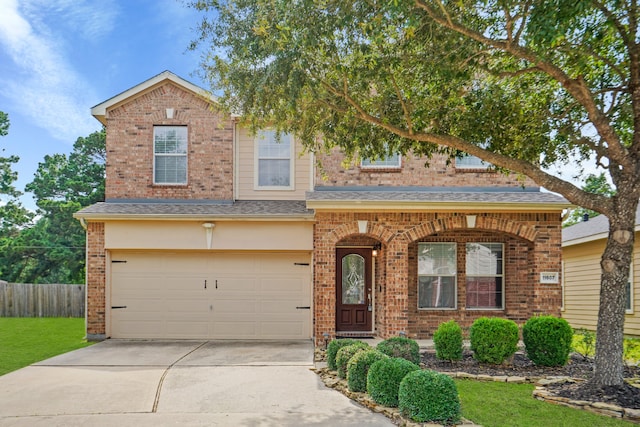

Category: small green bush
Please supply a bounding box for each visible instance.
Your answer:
[335,342,369,378]
[433,320,463,361]
[398,369,461,424]
[523,315,573,366]
[347,349,389,392]
[469,317,519,364]
[572,328,596,359]
[367,357,420,407]
[326,339,361,371]
[376,336,421,365]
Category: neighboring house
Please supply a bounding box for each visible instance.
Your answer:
[562,209,640,337]
[75,71,570,345]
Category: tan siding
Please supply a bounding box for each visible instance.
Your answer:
[236,127,311,200]
[562,235,640,337]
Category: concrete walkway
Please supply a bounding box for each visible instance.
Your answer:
[0,340,393,427]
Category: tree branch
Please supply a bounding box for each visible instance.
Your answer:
[414,0,631,171]
[388,70,414,135]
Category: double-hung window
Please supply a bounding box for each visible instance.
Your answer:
[466,243,504,309]
[154,126,187,185]
[455,154,489,169]
[627,261,634,314]
[417,243,457,309]
[256,130,293,189]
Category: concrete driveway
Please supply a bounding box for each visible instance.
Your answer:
[0,340,393,427]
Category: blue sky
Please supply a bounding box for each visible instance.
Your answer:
[0,0,206,210]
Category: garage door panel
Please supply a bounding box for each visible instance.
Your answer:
[109,251,311,340]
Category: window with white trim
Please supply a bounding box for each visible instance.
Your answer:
[466,243,504,309]
[455,154,489,169]
[255,130,294,189]
[361,152,401,169]
[418,243,457,309]
[154,126,187,185]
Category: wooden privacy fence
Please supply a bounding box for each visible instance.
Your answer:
[0,281,85,317]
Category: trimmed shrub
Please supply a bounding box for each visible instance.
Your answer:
[336,342,369,378]
[523,315,573,366]
[399,369,461,424]
[347,349,389,392]
[326,339,361,371]
[376,336,421,365]
[367,357,420,407]
[433,320,463,362]
[469,317,519,364]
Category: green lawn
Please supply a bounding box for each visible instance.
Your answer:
[0,317,93,376]
[456,379,635,427]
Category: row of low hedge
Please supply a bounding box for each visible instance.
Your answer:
[326,337,461,424]
[433,315,574,367]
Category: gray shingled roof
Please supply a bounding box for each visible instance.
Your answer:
[306,188,569,204]
[75,200,313,219]
[563,205,640,244]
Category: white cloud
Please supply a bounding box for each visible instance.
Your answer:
[0,0,117,142]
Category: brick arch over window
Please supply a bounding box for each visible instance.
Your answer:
[399,215,538,244]
[328,221,395,246]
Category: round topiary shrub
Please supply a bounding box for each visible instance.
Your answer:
[366,357,420,407]
[469,317,519,364]
[376,336,421,365]
[326,338,361,371]
[433,320,463,362]
[335,342,369,379]
[523,315,573,366]
[398,369,461,424]
[347,349,389,392]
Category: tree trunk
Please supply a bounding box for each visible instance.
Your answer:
[593,196,637,387]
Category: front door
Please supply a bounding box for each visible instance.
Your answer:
[336,248,372,332]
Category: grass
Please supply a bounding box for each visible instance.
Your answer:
[456,380,635,427]
[0,317,93,376]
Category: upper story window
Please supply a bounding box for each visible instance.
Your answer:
[255,130,294,189]
[154,126,187,185]
[361,152,401,169]
[466,243,504,309]
[418,243,457,309]
[456,153,489,169]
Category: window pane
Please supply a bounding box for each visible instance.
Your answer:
[466,243,503,275]
[456,154,488,168]
[155,127,187,154]
[155,156,187,184]
[257,131,291,157]
[258,159,290,186]
[627,280,632,311]
[419,243,456,275]
[466,277,503,309]
[362,152,400,168]
[342,254,365,305]
[418,276,455,308]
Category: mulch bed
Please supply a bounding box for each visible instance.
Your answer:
[422,350,640,410]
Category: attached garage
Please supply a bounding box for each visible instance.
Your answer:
[108,251,312,340]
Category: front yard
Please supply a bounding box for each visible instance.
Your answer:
[0,317,92,376]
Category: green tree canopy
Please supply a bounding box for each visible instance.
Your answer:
[0,129,105,284]
[190,0,640,388]
[564,173,616,227]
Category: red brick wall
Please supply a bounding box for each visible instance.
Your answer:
[315,148,536,188]
[313,211,562,343]
[105,81,234,200]
[86,222,105,338]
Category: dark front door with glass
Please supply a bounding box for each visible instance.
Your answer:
[336,248,372,332]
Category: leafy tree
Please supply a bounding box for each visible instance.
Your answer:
[190,1,640,388]
[0,129,105,284]
[564,173,616,227]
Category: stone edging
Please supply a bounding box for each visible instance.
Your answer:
[442,371,640,424]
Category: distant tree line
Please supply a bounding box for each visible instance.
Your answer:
[0,111,104,284]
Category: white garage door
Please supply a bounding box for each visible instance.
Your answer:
[109,251,311,339]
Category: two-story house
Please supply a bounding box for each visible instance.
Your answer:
[76,71,570,346]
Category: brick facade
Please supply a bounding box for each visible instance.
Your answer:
[86,222,106,338]
[315,148,537,188]
[105,81,234,200]
[313,211,562,343]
